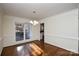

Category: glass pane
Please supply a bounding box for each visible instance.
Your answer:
[16,23,24,41]
[25,23,31,39]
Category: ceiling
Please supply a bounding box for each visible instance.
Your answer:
[0,3,78,20]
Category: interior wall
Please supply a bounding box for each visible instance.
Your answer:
[78,5,79,53]
[0,7,3,55]
[0,12,2,55]
[2,15,40,47]
[40,9,78,53]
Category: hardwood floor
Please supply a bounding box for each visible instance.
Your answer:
[1,40,79,56]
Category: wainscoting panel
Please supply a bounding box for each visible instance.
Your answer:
[45,35,78,53]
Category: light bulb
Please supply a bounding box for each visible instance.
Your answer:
[30,20,33,24]
[33,20,39,25]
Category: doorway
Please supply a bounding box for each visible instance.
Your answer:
[40,23,44,42]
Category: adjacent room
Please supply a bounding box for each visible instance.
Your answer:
[0,3,79,56]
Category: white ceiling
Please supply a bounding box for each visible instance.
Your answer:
[0,3,78,20]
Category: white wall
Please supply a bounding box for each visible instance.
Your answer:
[78,5,79,53]
[2,15,40,47]
[0,12,2,55]
[40,9,78,53]
[0,7,3,55]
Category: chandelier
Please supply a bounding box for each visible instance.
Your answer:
[29,10,39,25]
[30,20,39,25]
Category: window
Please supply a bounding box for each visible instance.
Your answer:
[15,23,31,41]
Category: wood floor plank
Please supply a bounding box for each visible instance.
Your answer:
[1,40,79,56]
